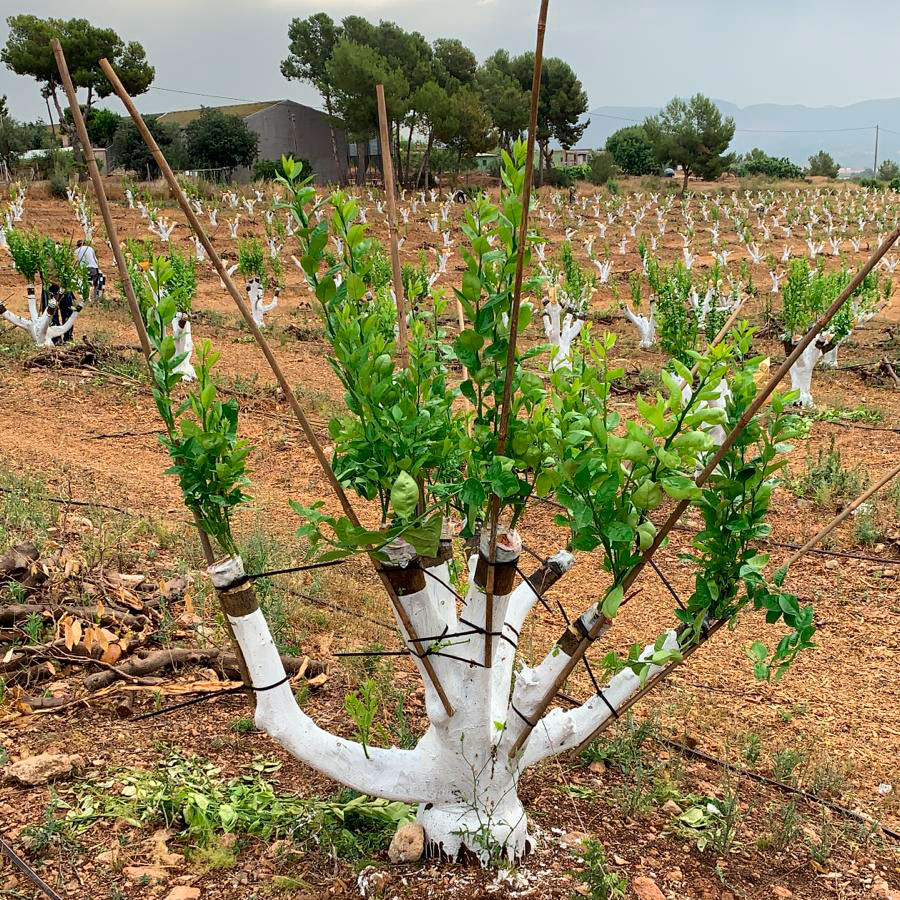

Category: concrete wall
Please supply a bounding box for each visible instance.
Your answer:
[243,100,348,185]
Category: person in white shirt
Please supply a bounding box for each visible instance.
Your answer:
[75,240,102,299]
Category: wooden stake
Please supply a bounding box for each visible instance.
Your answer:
[782,460,900,571]
[49,41,150,361]
[51,40,252,701]
[375,84,409,369]
[483,0,550,669]
[508,221,900,757]
[99,57,454,718]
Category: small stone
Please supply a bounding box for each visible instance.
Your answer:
[124,866,167,884]
[632,876,666,900]
[357,867,392,898]
[613,855,627,866]
[6,753,85,787]
[873,876,900,900]
[561,831,590,848]
[164,889,201,900]
[588,760,607,774]
[661,799,683,817]
[665,868,683,882]
[773,887,792,899]
[388,822,424,863]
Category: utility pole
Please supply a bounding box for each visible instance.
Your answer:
[874,124,880,175]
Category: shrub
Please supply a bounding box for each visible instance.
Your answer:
[890,177,900,192]
[807,150,839,178]
[185,108,259,172]
[605,125,656,175]
[587,151,617,186]
[543,166,574,188]
[733,149,803,180]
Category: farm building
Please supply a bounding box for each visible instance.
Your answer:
[553,147,593,166]
[156,99,349,184]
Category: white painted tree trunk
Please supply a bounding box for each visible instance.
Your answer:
[788,340,823,408]
[542,299,584,372]
[622,305,656,349]
[171,314,196,382]
[215,529,680,863]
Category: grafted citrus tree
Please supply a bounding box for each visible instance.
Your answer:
[143,149,815,864]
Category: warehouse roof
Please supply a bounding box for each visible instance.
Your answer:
[156,101,280,128]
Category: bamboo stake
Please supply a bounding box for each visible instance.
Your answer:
[782,460,900,571]
[50,41,212,562]
[50,41,247,698]
[483,0,549,668]
[99,57,454,717]
[509,221,900,758]
[49,45,150,361]
[571,619,727,754]
[375,84,409,369]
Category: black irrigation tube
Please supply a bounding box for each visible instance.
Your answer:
[654,736,900,844]
[0,833,65,900]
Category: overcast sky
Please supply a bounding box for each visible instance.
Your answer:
[2,0,900,122]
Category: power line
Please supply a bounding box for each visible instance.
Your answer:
[146,85,259,104]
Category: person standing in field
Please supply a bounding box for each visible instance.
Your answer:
[75,240,103,299]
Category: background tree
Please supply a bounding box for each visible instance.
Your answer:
[732,148,803,180]
[2,15,153,149]
[432,38,477,91]
[587,150,617,185]
[0,95,51,170]
[435,86,495,178]
[477,50,529,154]
[605,125,656,176]
[327,38,408,184]
[643,94,735,195]
[511,53,590,184]
[184,108,259,172]
[63,106,119,148]
[110,116,185,178]
[877,159,899,181]
[806,150,839,178]
[410,80,451,188]
[281,13,344,180]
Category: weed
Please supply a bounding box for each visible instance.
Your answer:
[757,800,801,852]
[790,438,866,507]
[189,844,238,870]
[742,733,762,765]
[854,508,882,546]
[65,750,411,861]
[230,717,257,735]
[0,467,57,548]
[22,799,79,860]
[773,748,804,783]
[22,611,45,644]
[674,776,741,855]
[575,840,628,900]
[811,406,884,424]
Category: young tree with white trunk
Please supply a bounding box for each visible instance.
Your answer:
[141,152,817,865]
[778,259,889,407]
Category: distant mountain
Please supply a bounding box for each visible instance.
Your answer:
[578,98,900,171]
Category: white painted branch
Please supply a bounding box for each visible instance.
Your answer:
[518,631,679,767]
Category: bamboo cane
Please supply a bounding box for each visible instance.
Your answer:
[508,221,900,757]
[98,58,454,718]
[48,41,255,700]
[483,0,550,668]
[375,84,409,369]
[782,460,900,571]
